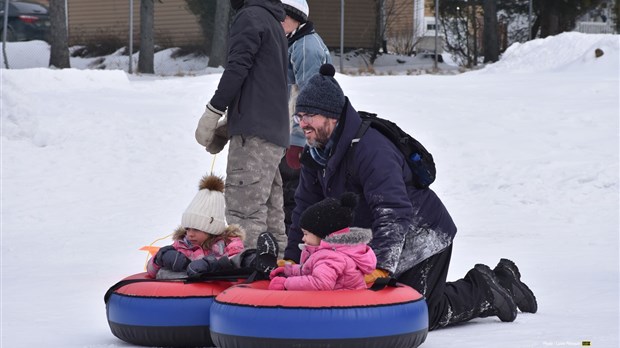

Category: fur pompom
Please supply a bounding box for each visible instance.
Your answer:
[198,174,225,192]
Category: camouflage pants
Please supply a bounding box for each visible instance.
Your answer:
[225,135,286,257]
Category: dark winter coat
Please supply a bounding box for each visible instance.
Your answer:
[209,0,289,148]
[284,98,457,276]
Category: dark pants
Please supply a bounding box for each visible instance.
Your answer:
[278,156,300,236]
[397,244,491,330]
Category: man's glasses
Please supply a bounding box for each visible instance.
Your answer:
[293,113,318,124]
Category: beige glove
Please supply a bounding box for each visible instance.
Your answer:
[206,115,228,154]
[195,103,224,147]
[364,268,390,284]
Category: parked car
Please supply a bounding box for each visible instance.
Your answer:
[0,0,50,42]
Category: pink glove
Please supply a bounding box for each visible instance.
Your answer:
[268,277,287,290]
[269,266,286,279]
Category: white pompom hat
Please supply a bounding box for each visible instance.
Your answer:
[181,175,227,235]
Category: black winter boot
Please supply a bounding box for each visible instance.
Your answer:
[473,264,518,322]
[255,232,278,274]
[493,258,538,313]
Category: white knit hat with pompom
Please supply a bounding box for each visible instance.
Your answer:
[181,175,226,235]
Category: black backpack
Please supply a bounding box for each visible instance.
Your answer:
[346,111,436,189]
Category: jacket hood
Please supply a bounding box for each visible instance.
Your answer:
[319,227,376,274]
[245,0,286,21]
[322,227,372,245]
[172,224,245,249]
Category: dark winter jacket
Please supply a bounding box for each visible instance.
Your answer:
[284,98,457,276]
[209,0,289,148]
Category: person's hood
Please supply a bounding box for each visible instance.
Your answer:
[320,227,376,274]
[173,224,245,249]
[244,0,286,22]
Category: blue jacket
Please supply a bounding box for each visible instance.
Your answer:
[287,22,331,147]
[284,99,457,276]
[210,0,289,148]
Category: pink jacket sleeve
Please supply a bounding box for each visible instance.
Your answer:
[284,257,347,291]
[146,256,160,278]
[224,237,245,257]
[283,264,302,277]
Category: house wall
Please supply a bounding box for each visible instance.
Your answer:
[385,0,434,38]
[308,0,377,49]
[45,0,378,50]
[65,0,203,46]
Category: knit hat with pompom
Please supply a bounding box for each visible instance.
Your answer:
[299,192,359,239]
[181,175,227,235]
[295,64,345,119]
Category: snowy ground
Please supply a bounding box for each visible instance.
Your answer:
[1,32,619,347]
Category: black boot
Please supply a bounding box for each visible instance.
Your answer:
[255,232,278,274]
[472,264,518,322]
[493,259,538,313]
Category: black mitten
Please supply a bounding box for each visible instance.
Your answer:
[187,255,218,277]
[155,246,190,272]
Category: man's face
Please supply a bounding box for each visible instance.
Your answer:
[298,114,338,148]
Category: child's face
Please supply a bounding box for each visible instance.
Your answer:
[302,229,321,246]
[185,228,209,246]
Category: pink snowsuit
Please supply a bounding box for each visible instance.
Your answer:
[274,227,376,291]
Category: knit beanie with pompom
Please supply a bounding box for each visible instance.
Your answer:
[181,175,227,235]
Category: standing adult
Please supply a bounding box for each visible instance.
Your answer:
[195,0,289,255]
[284,64,538,330]
[278,0,332,235]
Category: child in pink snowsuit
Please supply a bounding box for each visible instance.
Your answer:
[268,192,376,291]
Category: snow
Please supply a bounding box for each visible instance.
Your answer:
[1,31,619,347]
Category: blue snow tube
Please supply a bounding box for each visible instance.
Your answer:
[105,272,240,347]
[210,280,428,348]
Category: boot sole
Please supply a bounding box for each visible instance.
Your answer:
[257,232,278,257]
[494,259,538,313]
[255,232,278,273]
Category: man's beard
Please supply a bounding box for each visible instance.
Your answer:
[305,125,331,148]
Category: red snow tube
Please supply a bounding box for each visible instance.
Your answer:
[210,280,429,348]
[105,272,241,347]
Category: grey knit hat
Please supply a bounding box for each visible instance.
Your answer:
[295,64,345,119]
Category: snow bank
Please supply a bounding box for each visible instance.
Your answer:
[478,32,620,74]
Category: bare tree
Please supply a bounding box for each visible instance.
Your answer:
[373,0,411,63]
[48,0,70,68]
[482,0,499,62]
[138,0,154,74]
[208,0,231,68]
[184,0,217,54]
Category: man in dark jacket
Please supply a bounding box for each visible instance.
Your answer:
[284,63,538,330]
[195,0,289,255]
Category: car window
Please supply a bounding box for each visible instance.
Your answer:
[12,2,47,14]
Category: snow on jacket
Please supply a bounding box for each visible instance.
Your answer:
[147,225,245,278]
[209,0,289,148]
[278,227,376,291]
[284,98,457,277]
[287,21,332,147]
